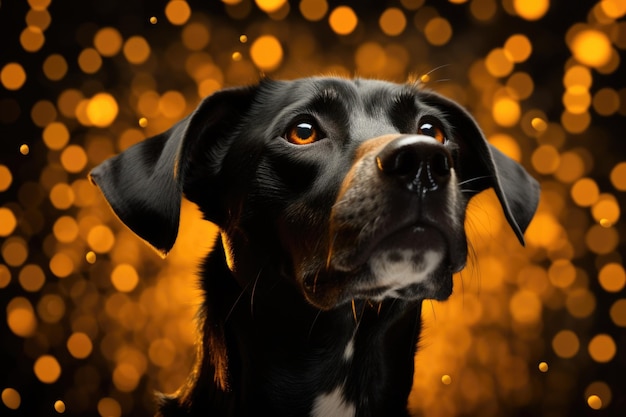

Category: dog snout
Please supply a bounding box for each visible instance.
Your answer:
[375,135,452,193]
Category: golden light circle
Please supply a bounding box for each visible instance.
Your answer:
[513,0,549,20]
[33,355,62,384]
[1,388,21,410]
[165,0,191,25]
[328,6,358,35]
[250,35,283,71]
[1,63,27,90]
[93,27,123,57]
[570,29,612,68]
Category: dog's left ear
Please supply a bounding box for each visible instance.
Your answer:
[89,86,258,256]
[420,90,540,245]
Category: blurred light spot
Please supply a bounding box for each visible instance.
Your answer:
[561,110,590,134]
[329,6,358,35]
[20,26,45,52]
[538,362,548,372]
[592,194,620,226]
[513,0,549,20]
[67,332,93,359]
[1,388,21,410]
[548,259,576,288]
[441,374,452,385]
[563,85,591,114]
[552,329,579,358]
[38,294,66,323]
[50,183,75,210]
[19,264,46,292]
[111,264,139,293]
[601,0,626,18]
[232,51,242,61]
[87,225,115,253]
[554,151,585,184]
[563,64,592,88]
[113,362,141,392]
[150,16,158,24]
[0,265,10,288]
[31,99,57,127]
[123,36,151,64]
[182,23,210,51]
[97,397,121,417]
[49,252,74,278]
[592,87,620,116]
[507,72,534,100]
[470,0,497,21]
[159,91,187,119]
[239,34,248,43]
[379,8,406,36]
[489,133,521,162]
[61,145,88,173]
[1,62,27,90]
[43,122,70,150]
[54,400,66,413]
[43,54,68,81]
[93,27,123,57]
[571,177,599,207]
[424,17,453,46]
[165,0,191,25]
[588,334,616,363]
[485,48,513,77]
[530,117,547,132]
[531,144,560,174]
[565,288,596,318]
[570,29,612,68]
[7,297,37,337]
[587,395,602,410]
[504,34,532,63]
[57,89,84,118]
[139,117,148,127]
[20,144,30,155]
[609,162,626,191]
[610,299,626,327]
[118,128,145,151]
[2,237,28,267]
[355,42,387,75]
[250,35,283,71]
[28,0,51,10]
[78,48,103,74]
[255,0,286,13]
[492,97,520,126]
[510,290,542,323]
[0,207,17,236]
[86,93,118,127]
[26,8,51,30]
[585,225,618,254]
[149,338,176,367]
[401,0,425,9]
[300,0,328,21]
[34,354,61,383]
[0,164,13,191]
[53,216,79,243]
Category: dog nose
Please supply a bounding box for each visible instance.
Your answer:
[376,135,452,192]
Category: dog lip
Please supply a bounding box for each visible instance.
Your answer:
[330,221,450,272]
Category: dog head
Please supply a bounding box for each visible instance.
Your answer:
[90,77,539,310]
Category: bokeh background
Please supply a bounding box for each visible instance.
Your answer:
[1,0,625,416]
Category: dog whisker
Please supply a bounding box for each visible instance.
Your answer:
[458,175,492,186]
[225,281,253,324]
[307,309,323,341]
[351,299,358,324]
[250,268,262,317]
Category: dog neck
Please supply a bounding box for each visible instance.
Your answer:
[159,240,422,417]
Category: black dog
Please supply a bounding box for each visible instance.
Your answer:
[90,77,539,417]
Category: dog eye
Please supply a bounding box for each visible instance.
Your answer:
[286,122,319,145]
[417,122,446,144]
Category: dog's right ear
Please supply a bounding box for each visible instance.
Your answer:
[89,85,258,257]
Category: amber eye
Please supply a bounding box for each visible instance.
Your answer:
[287,122,319,145]
[418,122,446,144]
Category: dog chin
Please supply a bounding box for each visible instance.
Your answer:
[302,248,454,310]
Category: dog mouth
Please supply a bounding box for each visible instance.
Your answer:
[302,223,461,309]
